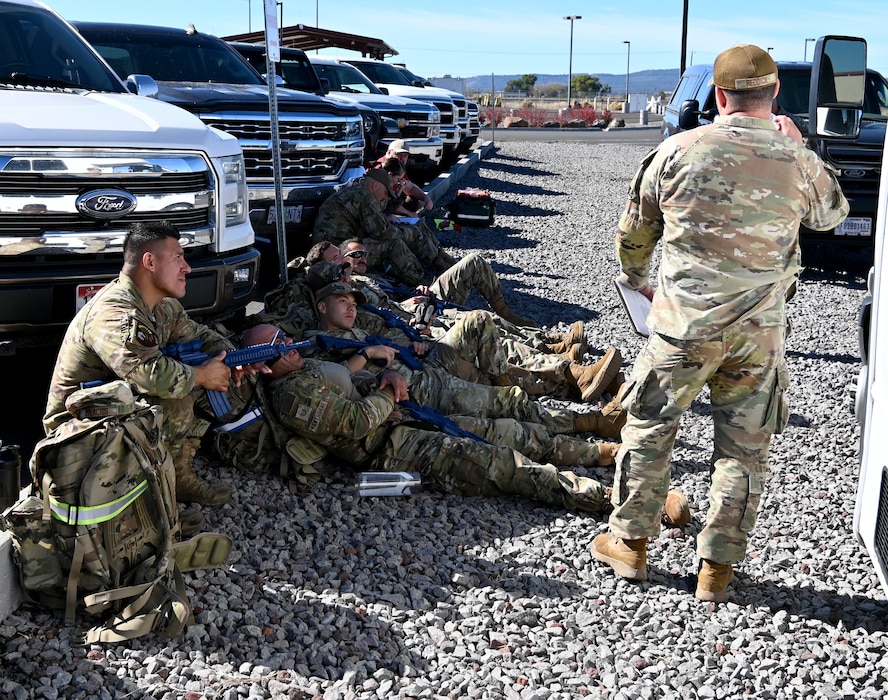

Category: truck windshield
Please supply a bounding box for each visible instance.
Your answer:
[347,60,412,87]
[77,28,264,85]
[313,63,381,94]
[0,2,124,92]
[777,67,888,122]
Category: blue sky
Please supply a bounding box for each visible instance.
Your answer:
[50,0,888,81]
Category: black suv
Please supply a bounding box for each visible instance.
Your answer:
[662,62,888,249]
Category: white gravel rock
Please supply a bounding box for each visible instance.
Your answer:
[1,141,885,699]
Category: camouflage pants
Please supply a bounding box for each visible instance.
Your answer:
[377,425,610,512]
[449,416,612,467]
[389,219,441,265]
[428,309,510,382]
[362,237,426,287]
[429,252,504,307]
[410,367,578,436]
[431,310,555,353]
[156,394,207,464]
[429,309,573,398]
[501,339,573,399]
[609,321,789,565]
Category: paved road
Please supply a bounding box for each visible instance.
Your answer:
[480,125,663,147]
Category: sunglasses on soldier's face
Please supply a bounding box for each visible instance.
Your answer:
[344,250,368,259]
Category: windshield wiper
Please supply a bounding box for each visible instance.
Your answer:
[5,72,83,89]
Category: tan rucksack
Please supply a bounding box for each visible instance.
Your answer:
[1,381,230,643]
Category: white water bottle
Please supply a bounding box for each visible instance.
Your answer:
[355,471,422,497]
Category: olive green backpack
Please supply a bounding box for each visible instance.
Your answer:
[1,381,231,643]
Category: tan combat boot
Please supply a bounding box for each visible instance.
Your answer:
[548,321,589,355]
[545,321,585,347]
[566,347,622,402]
[662,489,691,526]
[174,437,232,506]
[550,436,620,467]
[574,400,627,439]
[556,343,584,363]
[590,534,647,580]
[602,371,627,398]
[596,441,621,467]
[695,559,734,603]
[490,297,535,328]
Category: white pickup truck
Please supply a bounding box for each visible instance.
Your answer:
[854,118,888,592]
[0,0,259,353]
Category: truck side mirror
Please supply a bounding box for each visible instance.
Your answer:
[319,78,330,94]
[126,74,159,99]
[809,36,866,139]
[678,99,701,130]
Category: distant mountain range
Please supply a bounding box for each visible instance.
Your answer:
[463,69,680,96]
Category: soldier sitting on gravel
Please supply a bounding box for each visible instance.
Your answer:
[312,166,456,286]
[242,322,690,522]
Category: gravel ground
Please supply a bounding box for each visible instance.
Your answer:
[2,142,886,700]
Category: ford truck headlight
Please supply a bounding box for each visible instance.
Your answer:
[430,106,441,123]
[220,154,248,226]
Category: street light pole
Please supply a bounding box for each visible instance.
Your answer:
[804,38,815,62]
[623,41,630,112]
[563,15,581,115]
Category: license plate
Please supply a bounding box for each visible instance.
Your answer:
[76,283,106,311]
[266,205,304,225]
[836,217,872,237]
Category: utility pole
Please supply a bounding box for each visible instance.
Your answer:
[563,16,581,115]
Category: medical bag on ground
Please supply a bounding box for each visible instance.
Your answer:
[447,188,496,227]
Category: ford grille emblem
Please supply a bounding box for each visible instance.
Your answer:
[843,169,866,178]
[76,189,138,220]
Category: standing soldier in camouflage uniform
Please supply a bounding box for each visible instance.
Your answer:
[240,325,689,513]
[44,221,266,508]
[590,45,850,602]
[312,168,454,286]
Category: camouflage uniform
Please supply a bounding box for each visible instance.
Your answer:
[351,270,558,354]
[268,360,610,512]
[311,178,440,286]
[304,318,580,436]
[43,274,233,462]
[308,309,581,409]
[609,114,849,565]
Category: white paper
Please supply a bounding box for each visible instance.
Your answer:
[614,280,652,337]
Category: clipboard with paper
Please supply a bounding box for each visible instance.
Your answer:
[614,280,652,337]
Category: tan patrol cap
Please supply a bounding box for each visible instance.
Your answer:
[711,44,778,91]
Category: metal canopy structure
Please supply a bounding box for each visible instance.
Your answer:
[223,25,398,60]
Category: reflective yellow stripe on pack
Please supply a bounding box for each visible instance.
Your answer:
[48,480,149,526]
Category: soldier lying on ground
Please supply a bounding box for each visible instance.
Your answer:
[304,273,624,406]
[303,282,625,437]
[241,323,690,523]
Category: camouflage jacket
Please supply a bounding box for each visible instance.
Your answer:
[268,360,395,466]
[312,178,391,245]
[43,274,232,433]
[617,114,849,340]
